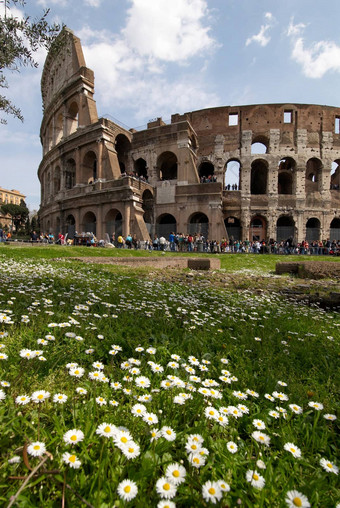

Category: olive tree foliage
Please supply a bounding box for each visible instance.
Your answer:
[0,0,63,124]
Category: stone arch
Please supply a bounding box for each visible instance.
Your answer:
[65,158,76,189]
[331,159,340,190]
[156,213,177,238]
[157,151,178,180]
[105,209,123,237]
[53,166,61,194]
[142,190,154,230]
[251,135,268,154]
[82,211,96,235]
[276,215,295,242]
[115,134,131,174]
[55,113,63,145]
[224,159,241,190]
[66,101,79,136]
[134,158,148,179]
[188,212,209,238]
[83,151,97,184]
[251,159,268,194]
[306,158,322,192]
[198,161,214,179]
[330,217,340,240]
[306,217,320,242]
[278,157,296,194]
[224,216,241,240]
[66,214,76,239]
[250,215,267,241]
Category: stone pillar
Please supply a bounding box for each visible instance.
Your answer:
[75,148,81,185]
[97,138,103,180]
[96,206,103,239]
[124,202,131,238]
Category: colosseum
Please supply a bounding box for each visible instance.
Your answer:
[38,29,340,244]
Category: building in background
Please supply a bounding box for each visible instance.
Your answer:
[38,29,340,243]
[0,187,26,229]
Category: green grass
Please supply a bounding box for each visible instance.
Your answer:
[0,247,339,507]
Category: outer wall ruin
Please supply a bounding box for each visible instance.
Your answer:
[38,29,340,244]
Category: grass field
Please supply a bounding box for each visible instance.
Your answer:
[0,245,339,507]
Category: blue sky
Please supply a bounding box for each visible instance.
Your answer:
[1,0,340,210]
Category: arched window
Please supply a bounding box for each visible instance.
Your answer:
[251,136,268,154]
[306,158,322,191]
[54,166,61,194]
[250,216,267,242]
[134,158,148,179]
[83,151,97,184]
[251,160,268,194]
[67,102,79,136]
[55,113,63,144]
[157,152,178,180]
[156,214,177,238]
[115,134,132,174]
[224,216,241,240]
[276,216,295,242]
[306,218,320,242]
[105,209,123,237]
[278,157,296,194]
[65,159,76,189]
[188,212,209,238]
[198,161,214,180]
[82,211,96,235]
[224,160,240,190]
[331,160,340,190]
[330,218,340,240]
[142,190,154,230]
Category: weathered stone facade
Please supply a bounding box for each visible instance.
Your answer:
[38,29,340,243]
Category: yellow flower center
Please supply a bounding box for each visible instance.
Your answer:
[191,444,197,450]
[173,470,180,477]
[121,436,128,443]
[128,448,134,453]
[74,370,79,375]
[209,410,214,415]
[124,485,131,493]
[293,498,302,507]
[58,396,63,399]
[137,409,141,413]
[69,455,76,463]
[104,426,111,433]
[166,430,172,435]
[327,463,333,468]
[21,397,26,401]
[37,394,44,399]
[163,483,170,491]
[291,448,296,453]
[193,457,199,464]
[253,474,259,481]
[70,435,77,441]
[233,410,238,414]
[208,488,216,495]
[33,445,40,450]
[259,436,264,441]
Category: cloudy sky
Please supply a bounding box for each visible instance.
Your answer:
[1,0,340,210]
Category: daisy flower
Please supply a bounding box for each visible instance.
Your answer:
[189,453,206,468]
[150,428,161,442]
[76,387,87,395]
[319,458,338,474]
[269,410,280,419]
[204,406,219,420]
[227,441,238,453]
[284,443,301,458]
[69,367,85,378]
[96,396,107,406]
[202,481,222,504]
[161,426,177,441]
[120,441,140,460]
[252,431,270,446]
[62,452,81,469]
[218,480,230,492]
[117,479,138,502]
[15,394,30,405]
[111,381,122,390]
[109,399,119,407]
[8,456,21,464]
[155,477,177,499]
[245,470,265,489]
[165,463,186,485]
[228,406,242,418]
[272,391,289,401]
[264,393,275,402]
[143,412,159,425]
[285,490,310,507]
[289,404,303,414]
[308,401,324,411]
[253,419,266,429]
[53,393,68,404]
[233,390,247,400]
[114,429,133,447]
[27,442,46,457]
[135,376,151,388]
[31,390,50,403]
[323,413,336,421]
[96,423,116,438]
[63,429,84,445]
[157,501,176,508]
[1,381,10,387]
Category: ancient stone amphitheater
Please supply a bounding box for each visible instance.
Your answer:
[38,29,340,243]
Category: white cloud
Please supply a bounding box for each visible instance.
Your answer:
[36,0,67,7]
[246,12,275,47]
[122,0,216,61]
[287,18,340,78]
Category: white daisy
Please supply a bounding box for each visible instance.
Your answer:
[62,452,81,469]
[117,479,138,501]
[27,441,46,457]
[155,477,177,499]
[285,490,310,507]
[245,470,265,489]
[319,458,338,474]
[202,480,222,504]
[165,463,186,485]
[63,429,84,445]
